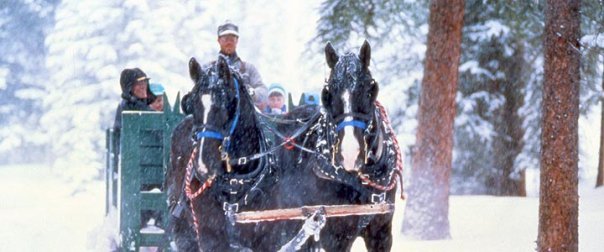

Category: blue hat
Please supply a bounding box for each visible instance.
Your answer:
[304,93,320,105]
[268,83,286,97]
[149,83,165,96]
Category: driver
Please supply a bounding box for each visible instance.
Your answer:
[182,20,267,114]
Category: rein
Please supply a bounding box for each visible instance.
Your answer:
[258,108,323,154]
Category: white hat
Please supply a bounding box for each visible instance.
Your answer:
[268,83,286,97]
[217,21,239,37]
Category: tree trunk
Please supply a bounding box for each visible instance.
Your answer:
[492,39,527,196]
[538,1,580,251]
[597,59,604,188]
[401,0,464,240]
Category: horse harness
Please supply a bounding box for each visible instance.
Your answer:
[299,102,402,198]
[179,76,277,249]
[306,100,403,238]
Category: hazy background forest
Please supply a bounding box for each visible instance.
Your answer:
[1,0,603,195]
[1,0,603,251]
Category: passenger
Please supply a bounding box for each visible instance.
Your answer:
[113,68,154,133]
[112,68,160,227]
[149,83,165,111]
[303,92,320,106]
[265,83,287,115]
[182,20,268,114]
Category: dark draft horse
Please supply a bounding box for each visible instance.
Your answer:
[165,56,285,251]
[299,41,404,251]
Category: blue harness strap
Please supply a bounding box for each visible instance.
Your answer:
[336,120,367,132]
[224,77,241,151]
[228,78,241,137]
[196,131,224,140]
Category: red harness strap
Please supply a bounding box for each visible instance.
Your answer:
[284,137,296,150]
[184,146,215,243]
[372,100,405,200]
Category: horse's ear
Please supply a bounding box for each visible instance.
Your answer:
[216,56,235,91]
[216,56,231,81]
[359,40,371,69]
[321,85,331,106]
[325,42,339,69]
[189,57,202,82]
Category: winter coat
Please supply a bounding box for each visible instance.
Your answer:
[112,99,152,130]
[264,104,287,115]
[214,52,268,99]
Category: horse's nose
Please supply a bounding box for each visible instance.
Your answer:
[196,146,209,176]
[341,137,360,172]
[197,161,209,176]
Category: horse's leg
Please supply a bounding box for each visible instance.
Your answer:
[171,212,199,252]
[195,197,233,252]
[313,217,358,252]
[362,213,394,252]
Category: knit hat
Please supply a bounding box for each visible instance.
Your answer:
[149,83,165,96]
[268,83,286,97]
[132,68,150,82]
[217,21,239,37]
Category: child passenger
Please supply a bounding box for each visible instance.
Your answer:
[265,83,287,115]
[149,83,165,111]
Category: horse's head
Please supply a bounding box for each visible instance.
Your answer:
[322,41,379,172]
[189,56,247,177]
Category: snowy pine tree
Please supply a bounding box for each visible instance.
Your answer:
[454,1,544,195]
[41,0,213,183]
[0,0,58,164]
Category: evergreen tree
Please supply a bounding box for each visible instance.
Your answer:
[578,0,604,110]
[580,0,604,188]
[41,0,212,183]
[0,0,58,163]
[454,1,544,195]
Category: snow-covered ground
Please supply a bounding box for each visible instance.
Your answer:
[0,163,602,252]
